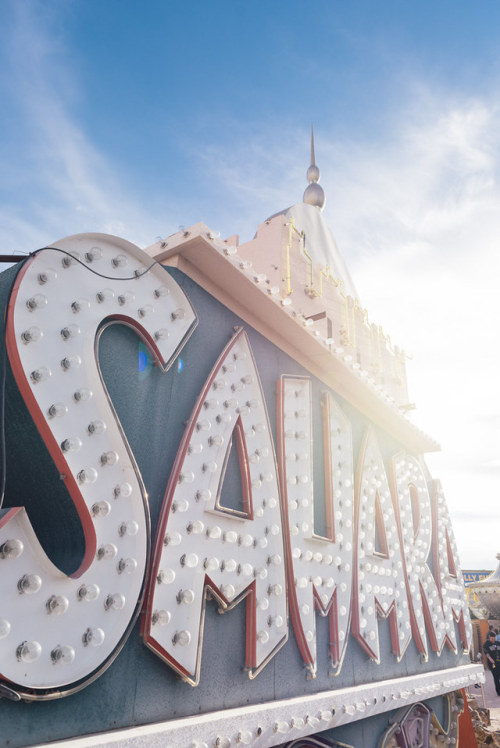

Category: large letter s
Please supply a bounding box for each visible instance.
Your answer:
[0,234,196,698]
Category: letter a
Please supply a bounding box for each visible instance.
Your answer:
[142,328,287,685]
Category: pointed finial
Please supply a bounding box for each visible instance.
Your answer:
[303,124,325,210]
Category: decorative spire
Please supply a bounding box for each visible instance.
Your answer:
[303,124,326,211]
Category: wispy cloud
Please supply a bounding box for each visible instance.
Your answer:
[0,2,166,252]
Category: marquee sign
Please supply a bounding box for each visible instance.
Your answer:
[0,233,482,747]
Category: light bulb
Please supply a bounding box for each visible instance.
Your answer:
[172,498,189,513]
[202,461,218,473]
[114,482,132,498]
[97,543,117,560]
[152,610,171,626]
[31,366,51,383]
[61,354,81,370]
[46,594,69,615]
[221,584,235,599]
[92,501,111,517]
[137,304,154,318]
[85,246,102,263]
[204,398,219,410]
[82,627,105,647]
[274,722,289,734]
[21,326,42,344]
[118,291,135,305]
[51,644,75,664]
[172,630,191,646]
[37,268,57,284]
[195,489,212,502]
[158,568,175,585]
[154,328,169,341]
[47,402,68,418]
[100,451,119,466]
[70,293,94,315]
[163,531,182,546]
[26,294,48,311]
[237,731,252,745]
[61,437,82,453]
[181,553,198,568]
[87,420,106,435]
[178,588,195,604]
[73,387,92,403]
[96,288,115,303]
[119,520,138,536]
[187,520,204,534]
[0,619,11,639]
[204,557,220,571]
[16,640,42,663]
[196,419,211,432]
[0,539,23,559]
[61,251,80,268]
[78,467,98,484]
[171,308,185,321]
[78,583,99,602]
[104,593,126,610]
[111,254,128,268]
[153,286,169,298]
[209,435,224,447]
[60,324,80,340]
[118,557,137,574]
[18,574,42,594]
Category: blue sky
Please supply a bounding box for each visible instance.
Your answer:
[1,0,500,568]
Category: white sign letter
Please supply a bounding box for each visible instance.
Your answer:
[143,329,287,685]
[353,428,411,663]
[278,378,353,676]
[0,234,196,696]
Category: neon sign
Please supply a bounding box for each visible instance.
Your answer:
[0,234,472,701]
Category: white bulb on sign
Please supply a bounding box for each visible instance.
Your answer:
[143,329,287,686]
[1,233,197,697]
[85,246,102,263]
[26,294,48,311]
[16,640,42,663]
[18,574,42,595]
[0,539,24,559]
[51,644,75,665]
[278,378,353,676]
[71,298,90,314]
[37,268,57,285]
[78,583,100,602]
[46,595,69,616]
